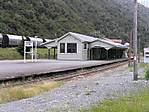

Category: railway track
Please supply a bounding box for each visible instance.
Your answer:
[0,59,128,88]
[53,59,128,81]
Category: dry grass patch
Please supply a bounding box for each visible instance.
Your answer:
[0,81,62,103]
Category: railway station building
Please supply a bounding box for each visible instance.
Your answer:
[42,32,128,60]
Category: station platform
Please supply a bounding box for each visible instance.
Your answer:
[0,59,125,81]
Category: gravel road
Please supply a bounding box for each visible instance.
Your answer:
[0,65,149,112]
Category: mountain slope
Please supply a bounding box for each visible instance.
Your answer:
[0,0,149,47]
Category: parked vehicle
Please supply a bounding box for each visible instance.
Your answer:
[0,33,51,48]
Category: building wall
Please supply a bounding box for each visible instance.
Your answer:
[57,35,87,60]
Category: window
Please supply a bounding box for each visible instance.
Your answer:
[84,43,87,49]
[67,43,77,53]
[60,43,65,53]
[146,52,149,55]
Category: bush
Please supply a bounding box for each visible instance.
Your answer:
[145,67,149,80]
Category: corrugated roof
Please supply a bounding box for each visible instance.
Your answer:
[69,32,98,42]
[41,39,57,48]
[45,39,52,42]
[98,38,127,49]
[42,32,127,49]
[57,32,98,43]
[41,39,56,46]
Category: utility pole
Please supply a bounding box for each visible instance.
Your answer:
[128,31,133,67]
[138,36,141,63]
[133,0,138,80]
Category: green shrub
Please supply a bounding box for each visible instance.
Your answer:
[145,67,149,80]
[139,63,148,68]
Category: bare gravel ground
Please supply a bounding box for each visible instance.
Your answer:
[0,64,149,112]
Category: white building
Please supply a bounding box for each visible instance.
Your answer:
[42,32,127,61]
[144,48,149,63]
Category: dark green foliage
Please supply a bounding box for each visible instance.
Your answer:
[0,0,149,48]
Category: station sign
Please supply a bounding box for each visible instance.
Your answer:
[25,41,33,47]
[144,48,149,63]
[24,41,34,63]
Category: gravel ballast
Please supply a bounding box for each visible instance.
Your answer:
[0,65,149,112]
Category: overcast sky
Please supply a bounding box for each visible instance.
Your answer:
[138,0,149,7]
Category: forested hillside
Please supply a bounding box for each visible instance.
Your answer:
[0,0,149,48]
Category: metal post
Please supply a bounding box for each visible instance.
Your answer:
[35,36,38,62]
[138,36,141,63]
[54,47,56,59]
[133,0,138,80]
[128,47,131,67]
[115,49,117,59]
[128,31,133,66]
[107,50,108,60]
[99,48,101,60]
[87,48,89,60]
[24,42,26,63]
[48,49,50,59]
[90,49,91,60]
[31,44,34,62]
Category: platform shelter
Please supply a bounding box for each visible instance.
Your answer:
[42,32,128,61]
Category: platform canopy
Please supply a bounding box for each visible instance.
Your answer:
[41,39,57,48]
[90,42,113,50]
[90,38,127,50]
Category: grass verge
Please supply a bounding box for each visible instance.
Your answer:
[0,48,51,60]
[82,89,149,112]
[139,63,149,80]
[0,48,22,60]
[0,81,62,103]
[145,66,149,80]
